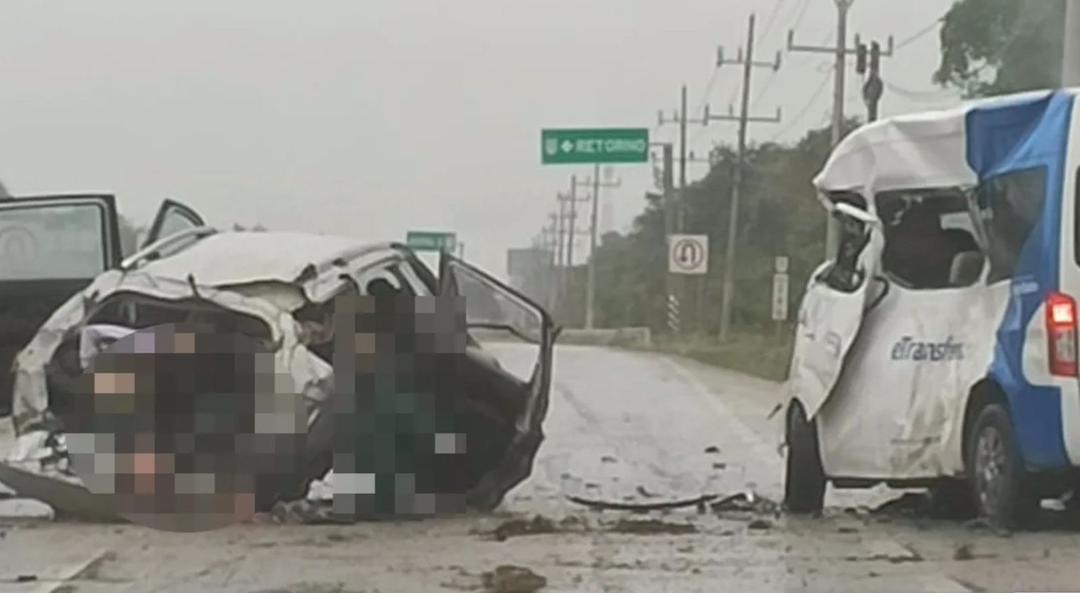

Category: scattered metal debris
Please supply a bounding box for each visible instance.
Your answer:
[704,446,720,454]
[766,402,784,420]
[600,455,617,463]
[710,491,780,515]
[566,493,717,512]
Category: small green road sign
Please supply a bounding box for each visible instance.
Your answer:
[541,128,649,165]
[406,231,457,252]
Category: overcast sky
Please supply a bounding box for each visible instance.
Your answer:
[0,0,960,278]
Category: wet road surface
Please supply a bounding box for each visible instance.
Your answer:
[3,345,1080,592]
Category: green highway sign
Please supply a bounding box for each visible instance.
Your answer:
[541,128,649,165]
[406,231,457,252]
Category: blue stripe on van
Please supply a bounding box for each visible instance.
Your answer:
[966,91,1074,471]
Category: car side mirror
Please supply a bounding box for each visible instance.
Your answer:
[949,251,985,287]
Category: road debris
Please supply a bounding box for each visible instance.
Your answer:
[607,518,696,535]
[635,485,658,498]
[566,493,717,512]
[871,492,929,516]
[954,543,975,561]
[704,446,720,454]
[490,515,558,541]
[747,519,772,530]
[710,491,780,516]
[481,565,547,593]
[847,541,924,564]
[600,455,617,463]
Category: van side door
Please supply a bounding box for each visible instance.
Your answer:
[788,195,884,418]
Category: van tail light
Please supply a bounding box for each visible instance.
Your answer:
[1047,292,1078,377]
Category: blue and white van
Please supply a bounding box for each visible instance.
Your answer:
[784,89,1080,527]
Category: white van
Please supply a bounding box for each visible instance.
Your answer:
[783,89,1080,528]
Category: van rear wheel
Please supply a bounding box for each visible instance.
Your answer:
[784,400,826,514]
[967,404,1038,529]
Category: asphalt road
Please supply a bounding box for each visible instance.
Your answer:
[3,344,1080,592]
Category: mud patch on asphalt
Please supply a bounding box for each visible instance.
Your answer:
[482,565,547,593]
[249,583,369,593]
[489,515,558,541]
[606,518,696,535]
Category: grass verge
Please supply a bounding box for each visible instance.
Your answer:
[629,330,793,383]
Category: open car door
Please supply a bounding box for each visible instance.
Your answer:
[141,198,205,248]
[438,252,555,510]
[788,197,884,418]
[0,195,123,415]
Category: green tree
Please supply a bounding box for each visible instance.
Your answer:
[592,121,846,335]
[935,0,1064,97]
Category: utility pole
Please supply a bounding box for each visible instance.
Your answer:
[856,40,886,122]
[559,180,593,327]
[585,168,621,329]
[711,13,782,342]
[789,1,892,258]
[544,214,559,312]
[1065,0,1080,86]
[658,87,708,232]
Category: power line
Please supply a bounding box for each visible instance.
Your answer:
[760,0,789,42]
[885,80,957,103]
[895,17,944,51]
[788,0,812,35]
[753,69,779,105]
[767,72,831,143]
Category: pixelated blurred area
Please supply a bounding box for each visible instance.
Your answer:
[2,243,553,529]
[65,323,306,532]
[281,260,553,523]
[326,293,468,519]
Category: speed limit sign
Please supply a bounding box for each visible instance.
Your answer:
[668,234,709,275]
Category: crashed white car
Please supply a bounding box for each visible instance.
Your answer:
[0,196,554,520]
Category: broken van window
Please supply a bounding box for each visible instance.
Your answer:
[977,167,1047,283]
[877,188,981,289]
[816,192,870,293]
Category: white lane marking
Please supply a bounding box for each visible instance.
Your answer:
[663,357,783,469]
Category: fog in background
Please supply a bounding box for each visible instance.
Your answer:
[0,0,957,277]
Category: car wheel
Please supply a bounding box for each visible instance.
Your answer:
[967,404,1038,529]
[784,399,826,514]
